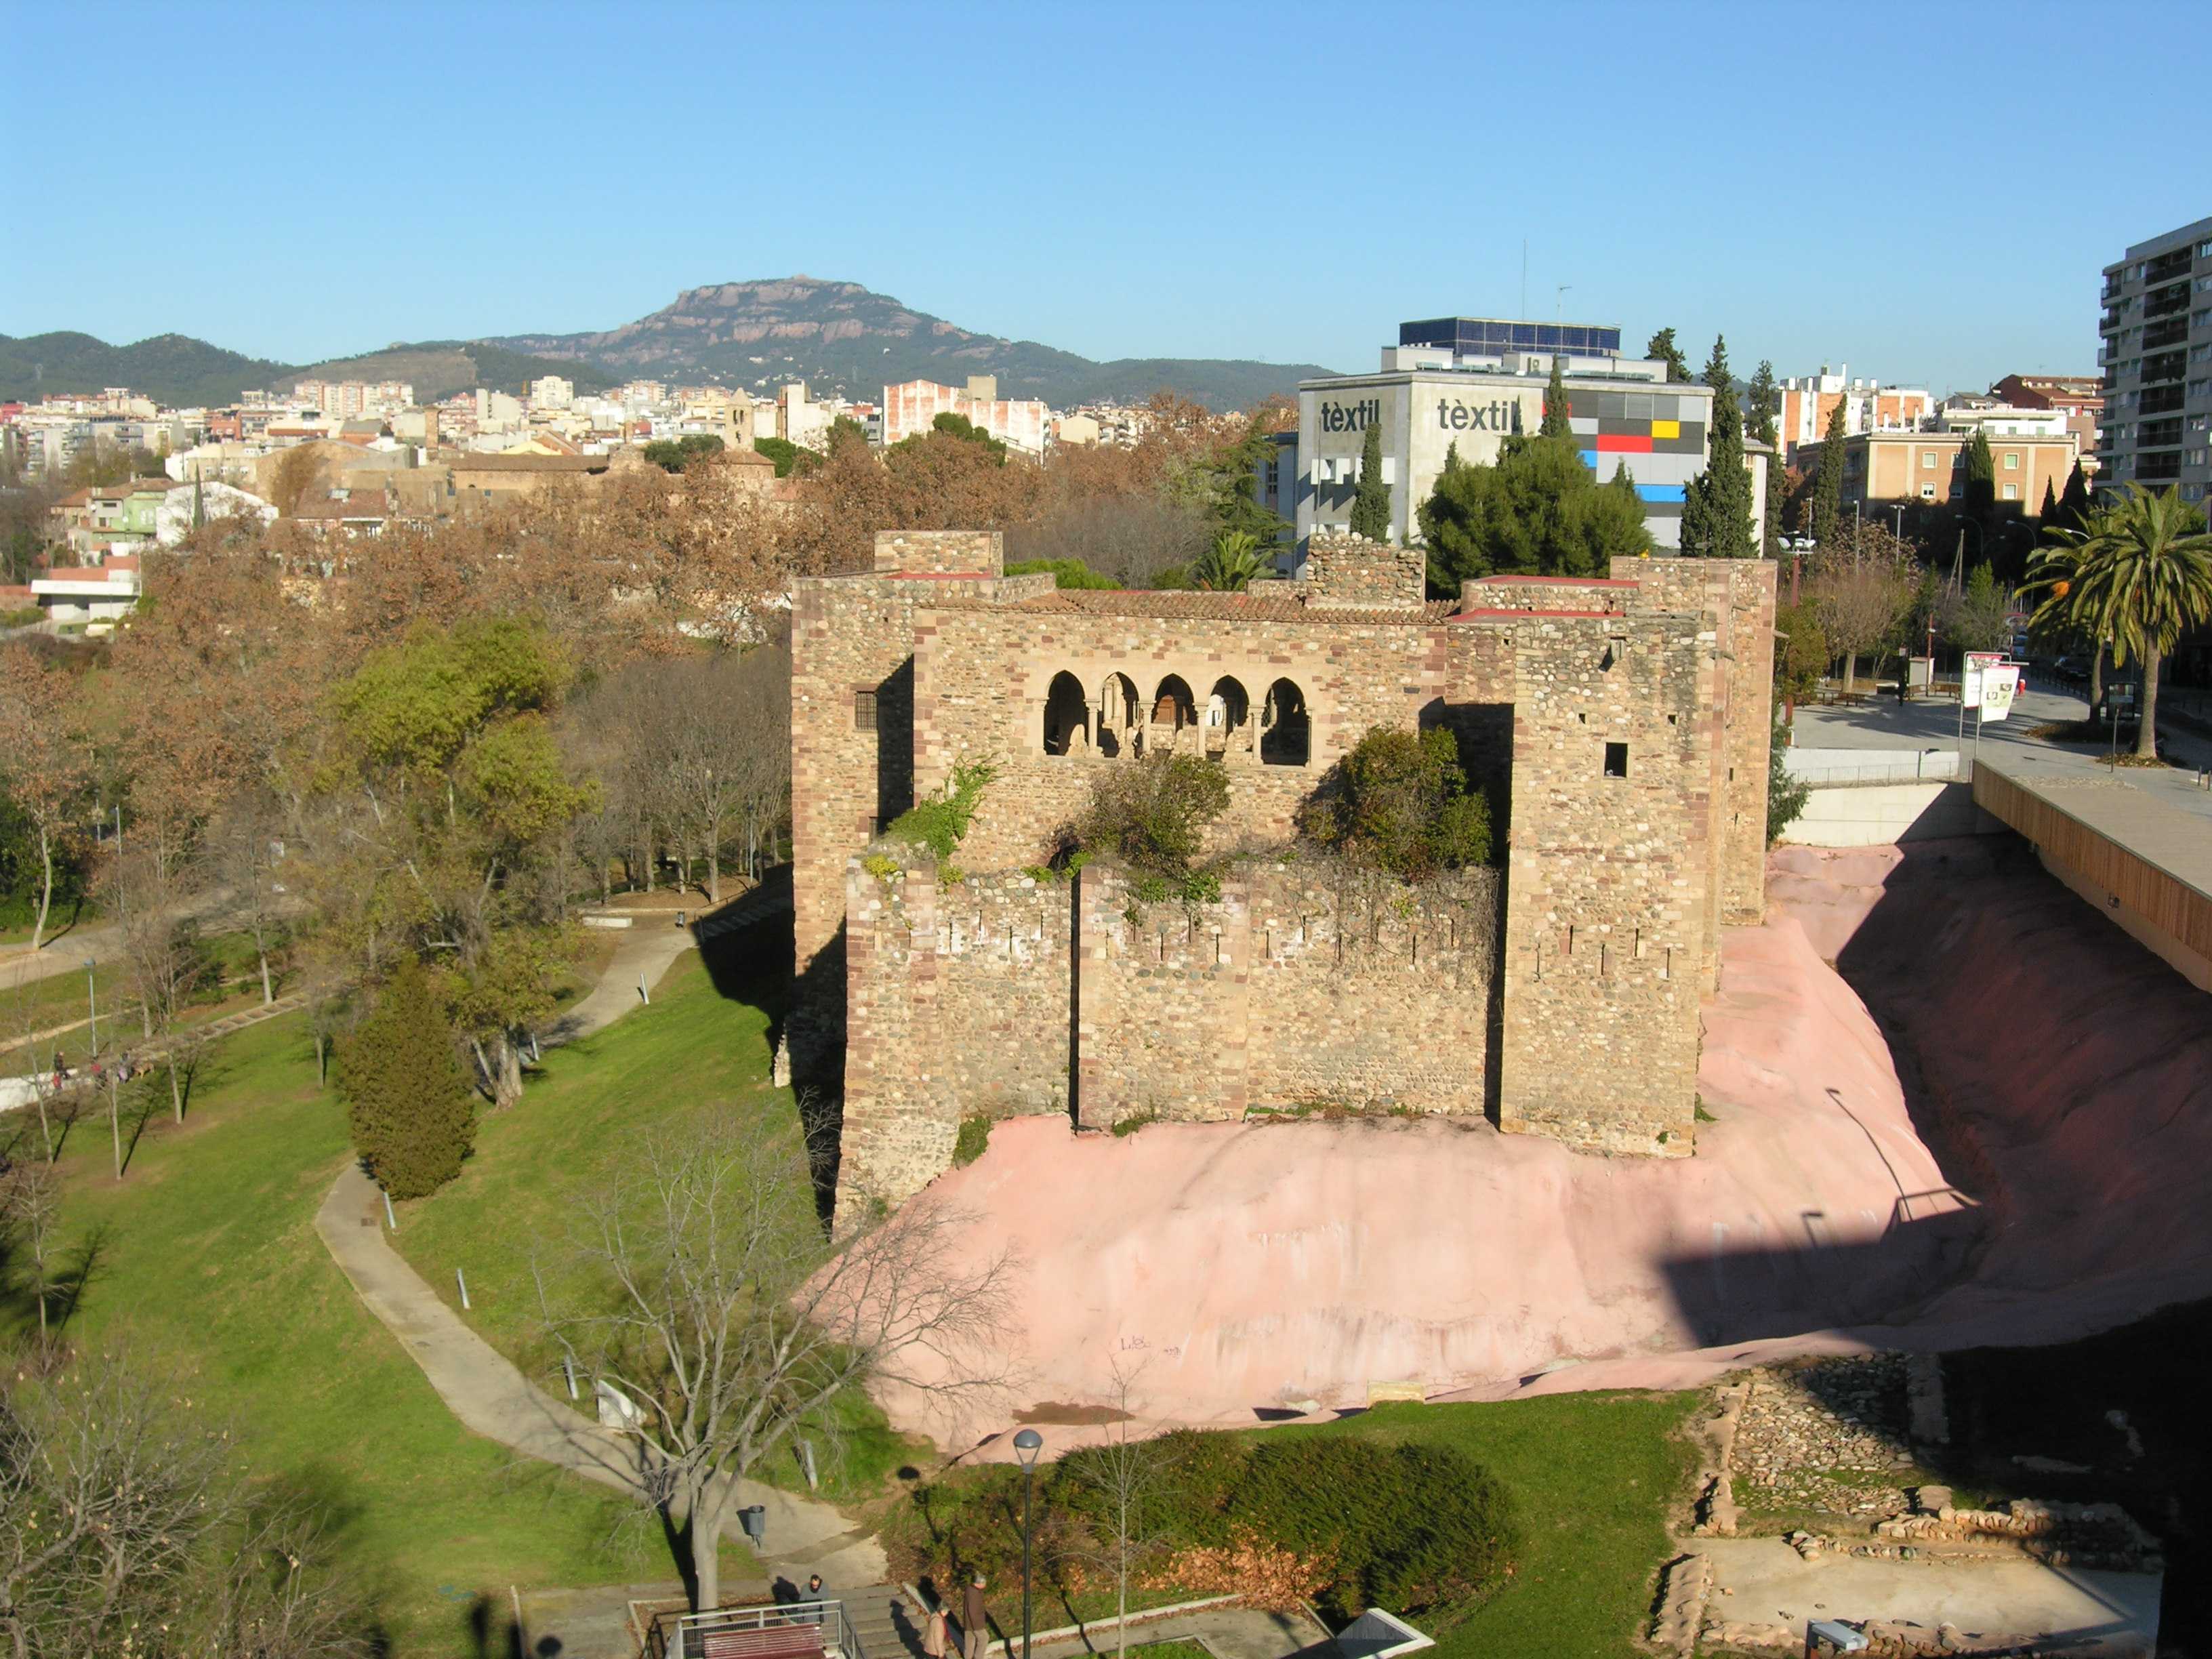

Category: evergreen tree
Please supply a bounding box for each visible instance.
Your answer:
[1811,396,1848,550]
[2039,478,2059,523]
[1349,419,1393,542]
[1744,361,1780,447]
[1645,328,1691,384]
[338,960,477,1200]
[1420,433,1652,586]
[1540,354,1574,440]
[1680,337,1756,558]
[1962,428,1997,558]
[2057,459,2092,533]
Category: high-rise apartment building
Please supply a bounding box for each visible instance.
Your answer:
[2099,214,2212,504]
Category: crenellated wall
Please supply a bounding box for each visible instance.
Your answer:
[840,856,1501,1209]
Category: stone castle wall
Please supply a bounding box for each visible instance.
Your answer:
[840,856,1499,1208]
[1496,611,1715,1154]
[794,538,1778,1212]
[1302,533,1427,607]
[910,602,1513,876]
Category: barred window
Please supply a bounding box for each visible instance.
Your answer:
[854,691,878,731]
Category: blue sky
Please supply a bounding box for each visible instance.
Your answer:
[4,1,2202,396]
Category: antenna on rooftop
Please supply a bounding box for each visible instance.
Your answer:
[1555,285,1572,325]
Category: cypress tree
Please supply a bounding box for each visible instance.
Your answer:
[1681,337,1755,558]
[2058,459,2092,529]
[1644,328,1691,384]
[1540,354,1574,441]
[1811,396,1848,550]
[1744,360,1780,448]
[1349,418,1392,542]
[338,960,477,1200]
[2039,477,2059,523]
[1962,428,1996,557]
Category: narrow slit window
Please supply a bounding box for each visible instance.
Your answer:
[854,690,878,731]
[1603,741,1629,779]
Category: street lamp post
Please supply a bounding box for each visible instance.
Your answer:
[1013,1429,1044,1659]
[83,959,98,1061]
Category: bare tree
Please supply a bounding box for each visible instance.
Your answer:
[207,791,289,1005]
[0,1347,377,1659]
[107,829,209,1124]
[0,1347,231,1656]
[0,1159,62,1342]
[1060,1357,1174,1659]
[540,1107,1015,1612]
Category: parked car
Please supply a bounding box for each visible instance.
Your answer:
[2053,655,2087,682]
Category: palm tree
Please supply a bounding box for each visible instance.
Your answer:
[1191,530,1265,592]
[2030,485,2212,758]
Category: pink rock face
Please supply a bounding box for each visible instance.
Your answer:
[882,838,2212,1452]
[882,907,1956,1447]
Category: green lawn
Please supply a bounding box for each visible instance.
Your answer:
[391,945,926,1507]
[1277,1397,1696,1657]
[1,1009,664,1654]
[892,1395,1697,1658]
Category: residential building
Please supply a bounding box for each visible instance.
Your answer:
[1936,395,2071,439]
[1774,368,1934,463]
[2098,214,2212,503]
[529,375,575,409]
[291,380,413,419]
[1054,413,1101,447]
[1291,319,1713,552]
[1827,429,2079,515]
[1991,373,2102,466]
[880,375,1048,454]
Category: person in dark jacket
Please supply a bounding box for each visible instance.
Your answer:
[961,1576,989,1659]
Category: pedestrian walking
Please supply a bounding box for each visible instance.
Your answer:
[961,1574,989,1659]
[924,1607,949,1659]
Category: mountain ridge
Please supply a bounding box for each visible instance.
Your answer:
[484,276,1336,410]
[5,278,1339,413]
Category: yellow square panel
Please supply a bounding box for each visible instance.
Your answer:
[1652,419,1680,439]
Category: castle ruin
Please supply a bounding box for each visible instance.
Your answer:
[791,530,1776,1214]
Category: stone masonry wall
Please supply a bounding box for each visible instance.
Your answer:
[1300,533,1427,607]
[838,856,1498,1212]
[1719,560,1778,922]
[909,603,1511,877]
[791,535,1050,979]
[1497,611,1714,1154]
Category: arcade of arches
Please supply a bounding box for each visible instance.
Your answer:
[1042,670,1309,765]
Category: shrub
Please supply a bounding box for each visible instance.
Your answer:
[887,758,996,862]
[1300,726,1491,878]
[861,853,901,880]
[1109,1111,1156,1138]
[951,1114,991,1167]
[0,607,42,629]
[1006,557,1120,590]
[1074,753,1229,898]
[337,960,476,1200]
[1765,699,1809,846]
[1227,1438,1515,1618]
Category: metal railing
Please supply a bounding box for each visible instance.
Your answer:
[653,1599,863,1659]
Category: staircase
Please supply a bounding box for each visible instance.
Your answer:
[842,1586,926,1659]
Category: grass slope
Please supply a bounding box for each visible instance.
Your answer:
[1267,1396,1694,1656]
[391,945,922,1505]
[1,1010,659,1654]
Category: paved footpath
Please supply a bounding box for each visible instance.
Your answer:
[313,881,884,1595]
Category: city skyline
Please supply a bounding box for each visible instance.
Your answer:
[5,0,2205,396]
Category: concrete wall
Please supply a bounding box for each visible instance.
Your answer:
[1780,782,2003,847]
